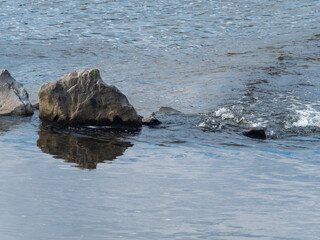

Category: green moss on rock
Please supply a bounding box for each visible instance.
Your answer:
[90,69,100,80]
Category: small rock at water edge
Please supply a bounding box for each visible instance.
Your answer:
[32,103,39,110]
[142,116,162,126]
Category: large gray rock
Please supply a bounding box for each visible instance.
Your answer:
[38,69,142,127]
[0,69,33,116]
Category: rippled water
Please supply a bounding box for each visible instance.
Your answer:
[1,0,320,239]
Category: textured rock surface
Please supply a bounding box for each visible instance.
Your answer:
[38,69,141,127]
[0,69,33,116]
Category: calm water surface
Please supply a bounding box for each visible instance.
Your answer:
[0,0,320,239]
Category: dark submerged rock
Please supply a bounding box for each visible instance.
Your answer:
[38,69,141,127]
[243,127,267,140]
[0,69,33,116]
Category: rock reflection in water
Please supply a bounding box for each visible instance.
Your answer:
[0,115,33,135]
[37,126,134,169]
[0,118,15,134]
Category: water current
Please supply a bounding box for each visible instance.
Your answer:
[0,0,320,239]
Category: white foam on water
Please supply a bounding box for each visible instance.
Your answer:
[197,118,216,128]
[286,104,320,128]
[247,119,269,128]
[197,122,207,127]
[214,107,235,120]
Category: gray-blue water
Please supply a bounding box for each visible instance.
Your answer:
[1,0,320,239]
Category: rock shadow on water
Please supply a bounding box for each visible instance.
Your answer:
[37,124,136,169]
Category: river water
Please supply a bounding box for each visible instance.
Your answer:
[0,0,320,239]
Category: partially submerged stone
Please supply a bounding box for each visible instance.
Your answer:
[142,114,162,126]
[156,106,181,115]
[38,69,141,127]
[243,127,266,140]
[0,69,33,116]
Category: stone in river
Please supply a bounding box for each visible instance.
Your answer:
[142,114,162,126]
[0,69,33,116]
[156,106,181,115]
[38,69,141,127]
[32,103,39,110]
[243,127,267,140]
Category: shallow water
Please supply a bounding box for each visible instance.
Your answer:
[1,0,320,239]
